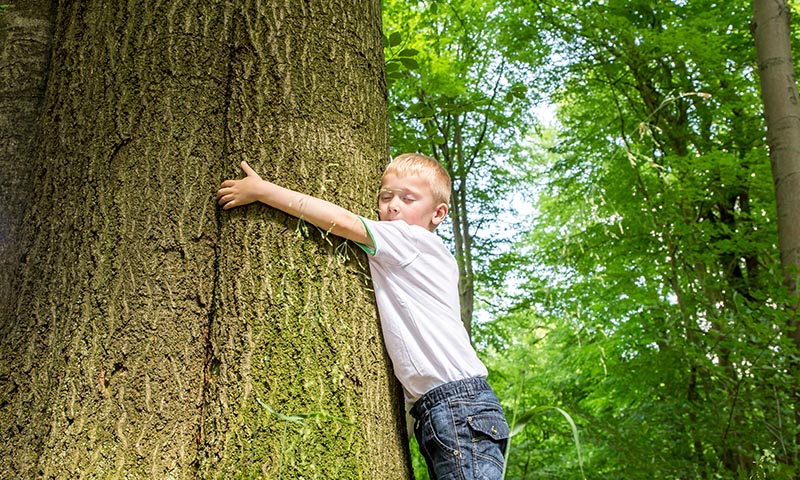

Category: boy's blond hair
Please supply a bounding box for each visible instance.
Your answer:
[383,153,451,206]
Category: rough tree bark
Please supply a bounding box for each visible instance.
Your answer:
[0,1,411,478]
[0,1,57,475]
[751,0,800,469]
[0,1,54,344]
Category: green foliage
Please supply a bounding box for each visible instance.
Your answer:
[494,0,799,478]
[383,31,420,87]
[385,0,800,478]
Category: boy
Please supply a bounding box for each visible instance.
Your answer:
[217,153,509,479]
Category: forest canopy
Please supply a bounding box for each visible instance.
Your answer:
[383,0,800,478]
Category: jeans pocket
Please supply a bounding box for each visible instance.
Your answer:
[420,408,458,456]
[467,409,509,477]
[417,408,464,480]
[467,410,510,442]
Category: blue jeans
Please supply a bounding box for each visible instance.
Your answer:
[410,377,509,480]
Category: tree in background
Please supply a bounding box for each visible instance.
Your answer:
[752,0,800,469]
[0,2,410,478]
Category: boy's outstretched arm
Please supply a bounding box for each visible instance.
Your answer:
[217,161,373,249]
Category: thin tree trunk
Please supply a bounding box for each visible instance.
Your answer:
[0,1,411,478]
[752,0,800,469]
[433,115,474,338]
[454,117,475,338]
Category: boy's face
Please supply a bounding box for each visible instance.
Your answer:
[378,173,448,231]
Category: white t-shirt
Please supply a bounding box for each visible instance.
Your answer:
[357,218,488,401]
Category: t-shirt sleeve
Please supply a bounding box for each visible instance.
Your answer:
[355,218,419,266]
[355,217,377,256]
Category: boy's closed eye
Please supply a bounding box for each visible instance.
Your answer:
[379,189,400,201]
[382,196,415,207]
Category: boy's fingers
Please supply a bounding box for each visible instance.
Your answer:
[241,161,257,177]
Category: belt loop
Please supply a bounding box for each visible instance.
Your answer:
[466,378,475,399]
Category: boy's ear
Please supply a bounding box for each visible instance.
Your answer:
[431,203,449,226]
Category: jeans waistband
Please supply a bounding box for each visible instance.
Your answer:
[410,376,491,420]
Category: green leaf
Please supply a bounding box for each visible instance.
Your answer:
[388,31,402,48]
[398,57,419,70]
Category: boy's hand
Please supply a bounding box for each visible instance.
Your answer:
[217,161,265,210]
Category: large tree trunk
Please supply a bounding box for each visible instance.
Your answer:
[0,1,54,342]
[0,1,411,478]
[752,0,800,469]
[0,1,57,475]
